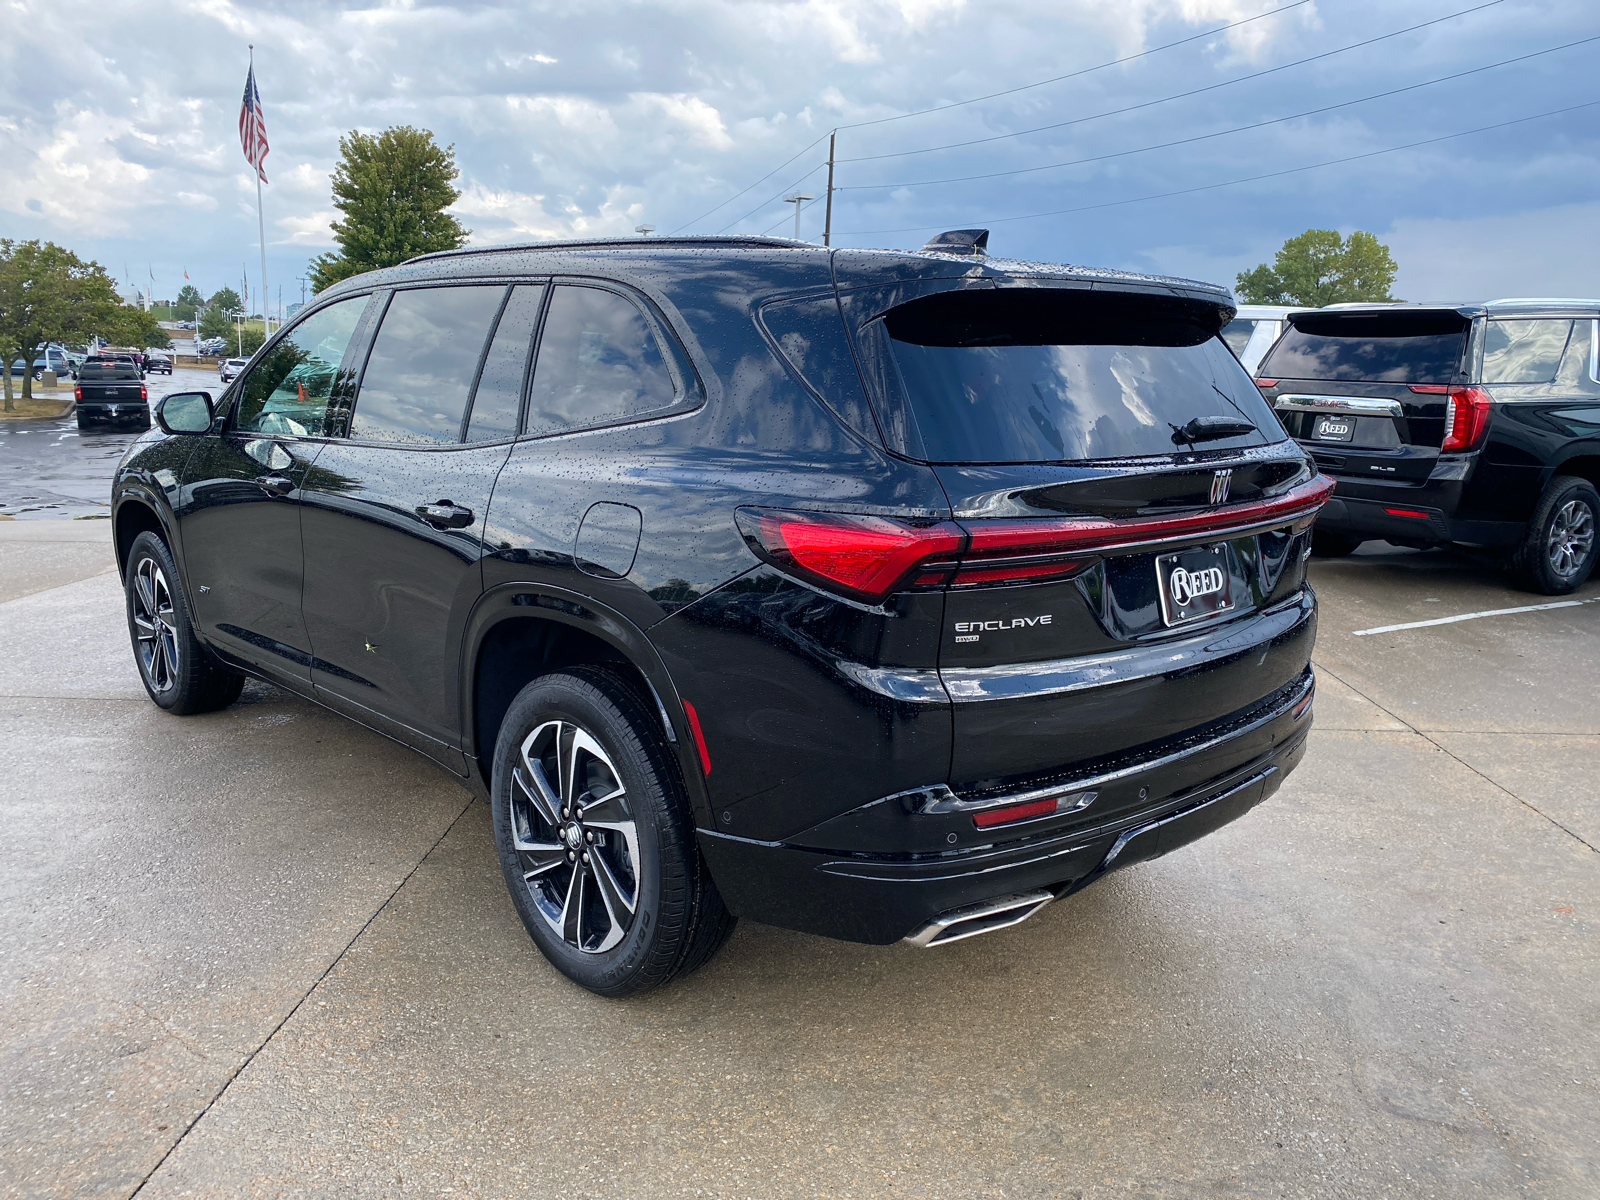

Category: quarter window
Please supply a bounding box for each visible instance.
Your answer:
[236,296,370,437]
[1482,319,1573,385]
[350,286,506,444]
[525,285,678,438]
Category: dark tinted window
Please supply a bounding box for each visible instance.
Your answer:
[466,284,544,443]
[864,289,1279,464]
[351,286,505,444]
[237,295,370,436]
[761,294,881,442]
[1221,318,1256,357]
[78,362,140,381]
[1261,312,1468,384]
[1482,319,1572,385]
[525,286,677,438]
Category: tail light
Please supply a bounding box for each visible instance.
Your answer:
[736,475,1335,604]
[1254,378,1278,389]
[75,386,83,401]
[140,384,148,401]
[1409,385,1492,452]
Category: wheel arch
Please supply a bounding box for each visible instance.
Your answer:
[461,583,709,823]
[1548,452,1600,493]
[113,490,170,579]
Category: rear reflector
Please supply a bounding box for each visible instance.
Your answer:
[972,797,1061,828]
[682,700,712,777]
[1384,507,1432,519]
[735,474,1334,603]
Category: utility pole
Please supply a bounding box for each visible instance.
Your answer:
[783,193,814,242]
[824,130,836,248]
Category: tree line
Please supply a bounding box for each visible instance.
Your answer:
[0,241,170,412]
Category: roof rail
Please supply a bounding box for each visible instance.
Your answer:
[405,233,811,265]
[1483,297,1600,307]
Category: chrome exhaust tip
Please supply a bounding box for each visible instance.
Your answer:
[902,889,1055,949]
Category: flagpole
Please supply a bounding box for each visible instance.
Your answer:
[251,44,270,338]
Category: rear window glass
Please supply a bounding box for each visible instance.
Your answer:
[1261,313,1467,384]
[1221,318,1256,357]
[78,363,139,380]
[861,289,1280,464]
[1482,319,1572,385]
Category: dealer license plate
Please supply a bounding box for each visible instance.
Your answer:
[1156,545,1234,627]
[1312,415,1355,442]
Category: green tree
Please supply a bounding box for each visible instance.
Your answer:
[309,125,469,293]
[208,286,242,313]
[0,239,127,408]
[1236,229,1398,307]
[104,306,172,350]
[199,305,236,341]
[175,283,205,321]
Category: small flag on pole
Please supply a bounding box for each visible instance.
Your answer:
[239,64,269,184]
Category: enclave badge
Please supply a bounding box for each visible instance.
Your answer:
[1210,469,1233,505]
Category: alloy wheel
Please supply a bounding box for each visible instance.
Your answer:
[1545,498,1595,581]
[131,556,179,693]
[510,720,641,954]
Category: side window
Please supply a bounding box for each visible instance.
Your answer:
[1555,319,1600,391]
[525,285,678,438]
[236,296,370,437]
[349,286,506,444]
[466,284,545,443]
[1482,319,1573,385]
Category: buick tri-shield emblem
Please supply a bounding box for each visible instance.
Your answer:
[1210,469,1233,505]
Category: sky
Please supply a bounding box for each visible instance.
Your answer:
[0,0,1595,312]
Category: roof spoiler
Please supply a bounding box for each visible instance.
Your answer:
[920,229,989,257]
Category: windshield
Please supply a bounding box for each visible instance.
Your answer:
[1261,312,1468,384]
[861,288,1281,464]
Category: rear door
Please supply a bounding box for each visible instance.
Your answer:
[1255,310,1472,479]
[298,282,533,768]
[848,284,1319,792]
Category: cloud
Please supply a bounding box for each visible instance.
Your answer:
[1386,202,1600,303]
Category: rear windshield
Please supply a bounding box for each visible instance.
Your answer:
[78,363,140,380]
[861,289,1281,463]
[1261,312,1468,384]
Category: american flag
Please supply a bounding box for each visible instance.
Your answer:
[239,64,269,184]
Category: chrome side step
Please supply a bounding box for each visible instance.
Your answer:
[902,889,1055,949]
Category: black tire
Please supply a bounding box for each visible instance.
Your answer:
[1509,476,1599,595]
[124,531,246,714]
[76,413,91,431]
[1311,528,1363,557]
[491,666,735,997]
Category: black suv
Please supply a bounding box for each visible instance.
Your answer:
[1256,301,1600,592]
[111,234,1329,995]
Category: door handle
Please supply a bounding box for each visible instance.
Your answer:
[257,474,295,496]
[416,500,475,530]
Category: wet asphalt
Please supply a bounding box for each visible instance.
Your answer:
[0,497,1595,1196]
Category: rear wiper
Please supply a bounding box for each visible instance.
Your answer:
[1171,415,1257,445]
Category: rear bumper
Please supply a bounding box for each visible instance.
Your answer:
[77,402,149,420]
[1314,463,1524,548]
[698,668,1314,944]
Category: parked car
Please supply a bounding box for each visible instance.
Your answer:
[218,356,249,382]
[1256,299,1600,592]
[145,353,173,375]
[1221,304,1306,376]
[112,232,1330,995]
[75,360,149,430]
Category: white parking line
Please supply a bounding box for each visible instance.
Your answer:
[1350,597,1599,636]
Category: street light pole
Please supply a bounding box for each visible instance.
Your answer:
[824,130,835,247]
[782,193,814,242]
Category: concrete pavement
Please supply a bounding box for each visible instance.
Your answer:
[1,523,1595,1198]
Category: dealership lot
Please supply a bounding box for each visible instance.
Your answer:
[0,521,1594,1199]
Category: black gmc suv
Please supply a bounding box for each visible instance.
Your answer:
[111,234,1329,996]
[1256,301,1600,592]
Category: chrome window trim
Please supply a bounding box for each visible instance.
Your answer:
[1273,394,1402,418]
[1590,319,1598,384]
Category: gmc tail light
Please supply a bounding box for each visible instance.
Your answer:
[1409,385,1492,453]
[1254,378,1278,390]
[140,384,149,401]
[75,386,83,401]
[735,474,1335,604]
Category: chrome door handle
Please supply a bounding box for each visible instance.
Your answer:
[257,474,295,496]
[417,501,475,530]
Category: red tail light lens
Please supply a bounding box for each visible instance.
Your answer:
[972,798,1060,828]
[75,386,83,401]
[1254,378,1278,389]
[1441,387,1491,452]
[736,475,1335,603]
[735,509,964,603]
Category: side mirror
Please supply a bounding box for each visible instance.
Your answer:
[155,391,214,435]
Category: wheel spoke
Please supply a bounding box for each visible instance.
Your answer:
[560,864,585,945]
[512,762,561,830]
[134,569,156,618]
[588,844,637,918]
[520,843,568,881]
[578,785,628,827]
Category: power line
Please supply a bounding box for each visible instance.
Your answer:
[837,0,1507,164]
[836,99,1600,238]
[677,0,1313,232]
[837,33,1598,192]
[836,0,1316,131]
[714,159,830,235]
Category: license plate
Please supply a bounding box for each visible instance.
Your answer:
[1156,545,1234,627]
[1312,415,1355,442]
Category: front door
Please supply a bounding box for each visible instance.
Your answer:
[178,293,374,688]
[300,283,539,766]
